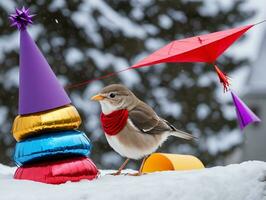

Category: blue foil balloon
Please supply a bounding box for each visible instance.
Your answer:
[14,130,92,166]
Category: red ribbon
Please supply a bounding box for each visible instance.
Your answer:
[100,109,129,136]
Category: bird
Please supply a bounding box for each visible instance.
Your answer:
[91,84,195,176]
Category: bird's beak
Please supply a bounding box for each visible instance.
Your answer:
[91,94,105,101]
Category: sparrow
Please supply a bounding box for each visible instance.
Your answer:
[91,84,195,175]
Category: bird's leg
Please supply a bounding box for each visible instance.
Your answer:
[109,158,130,176]
[127,156,147,176]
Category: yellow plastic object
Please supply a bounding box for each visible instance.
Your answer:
[142,153,204,173]
[12,105,82,141]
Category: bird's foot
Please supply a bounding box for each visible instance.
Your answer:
[107,171,122,176]
[106,158,130,176]
[125,172,145,176]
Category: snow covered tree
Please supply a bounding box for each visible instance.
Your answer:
[0,0,254,167]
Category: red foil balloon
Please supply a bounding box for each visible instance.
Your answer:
[14,157,99,184]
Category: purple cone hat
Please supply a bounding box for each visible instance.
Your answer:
[10,7,71,115]
[231,91,261,130]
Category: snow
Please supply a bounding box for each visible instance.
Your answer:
[70,82,106,140]
[167,9,187,23]
[229,66,251,95]
[192,0,266,98]
[145,38,166,51]
[196,103,210,120]
[0,31,19,62]
[0,25,43,63]
[100,151,121,166]
[86,49,111,70]
[206,129,243,156]
[152,87,182,118]
[158,14,173,29]
[112,57,140,87]
[0,161,266,200]
[89,0,147,39]
[0,107,8,125]
[65,48,83,66]
[0,0,16,12]
[197,72,216,87]
[71,4,103,47]
[0,25,43,89]
[221,104,236,120]
[198,0,266,53]
[169,143,196,155]
[130,7,144,20]
[225,0,266,61]
[71,90,102,138]
[142,23,159,35]
[246,28,266,93]
[3,67,19,89]
[49,0,66,11]
[198,0,235,16]
[86,49,140,87]
[0,0,264,182]
[51,37,65,47]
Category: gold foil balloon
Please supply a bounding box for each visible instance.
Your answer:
[12,105,82,141]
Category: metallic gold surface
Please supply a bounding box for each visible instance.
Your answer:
[12,105,82,141]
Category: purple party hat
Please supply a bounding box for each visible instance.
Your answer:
[231,91,261,130]
[10,7,71,115]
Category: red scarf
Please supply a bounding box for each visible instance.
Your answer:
[100,109,128,136]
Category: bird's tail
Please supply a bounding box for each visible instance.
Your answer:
[170,130,197,140]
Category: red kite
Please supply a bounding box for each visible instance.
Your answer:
[129,24,261,129]
[131,25,254,91]
[67,24,261,130]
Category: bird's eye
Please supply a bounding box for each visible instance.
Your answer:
[109,93,116,98]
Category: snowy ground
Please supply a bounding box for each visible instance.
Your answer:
[0,161,266,200]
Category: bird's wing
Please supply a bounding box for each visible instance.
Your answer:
[129,101,196,140]
[128,101,159,133]
[128,101,174,134]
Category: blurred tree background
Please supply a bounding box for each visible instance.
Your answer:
[0,0,254,168]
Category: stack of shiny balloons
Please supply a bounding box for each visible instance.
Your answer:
[10,7,98,184]
[12,105,99,184]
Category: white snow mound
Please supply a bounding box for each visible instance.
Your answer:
[0,161,265,200]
